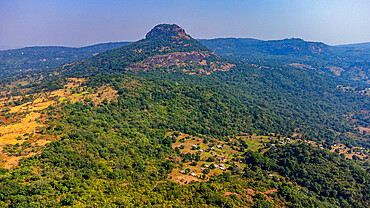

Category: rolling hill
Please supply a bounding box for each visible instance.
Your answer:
[338,42,370,49]
[0,42,131,78]
[200,38,370,84]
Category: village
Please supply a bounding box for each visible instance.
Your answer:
[167,132,369,184]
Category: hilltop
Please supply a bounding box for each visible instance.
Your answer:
[58,24,234,76]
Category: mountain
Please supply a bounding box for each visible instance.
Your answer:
[200,38,370,84]
[3,36,369,84]
[0,42,131,78]
[0,24,369,207]
[58,24,234,76]
[199,38,332,58]
[338,42,370,49]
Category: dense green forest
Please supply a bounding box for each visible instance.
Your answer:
[1,75,368,207]
[0,24,369,207]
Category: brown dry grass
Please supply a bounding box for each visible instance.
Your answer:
[328,66,344,76]
[245,188,256,196]
[90,86,118,105]
[0,78,88,169]
[289,63,316,70]
[64,78,86,89]
[0,111,47,168]
[9,100,55,113]
[3,153,38,169]
[358,126,370,135]
[0,112,42,143]
[224,192,242,198]
[0,78,121,169]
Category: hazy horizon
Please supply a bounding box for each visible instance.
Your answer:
[2,36,370,51]
[1,0,370,50]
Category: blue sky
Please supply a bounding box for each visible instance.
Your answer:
[1,0,369,49]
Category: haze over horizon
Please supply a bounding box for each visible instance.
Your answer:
[1,0,370,50]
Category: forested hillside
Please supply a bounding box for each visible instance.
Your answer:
[0,24,369,207]
[200,38,370,84]
[0,42,131,78]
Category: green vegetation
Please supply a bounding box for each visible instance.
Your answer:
[200,38,370,84]
[0,24,368,207]
[0,74,368,207]
[0,42,131,78]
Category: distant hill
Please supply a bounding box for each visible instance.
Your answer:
[3,36,369,84]
[200,38,332,57]
[0,42,131,78]
[199,38,370,84]
[338,42,370,49]
[59,24,234,76]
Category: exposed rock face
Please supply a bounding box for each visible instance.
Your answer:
[127,51,234,74]
[145,24,191,40]
[268,38,331,55]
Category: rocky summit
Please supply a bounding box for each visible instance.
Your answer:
[58,24,234,75]
[145,24,191,40]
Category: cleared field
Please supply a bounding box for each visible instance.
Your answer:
[168,132,245,184]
